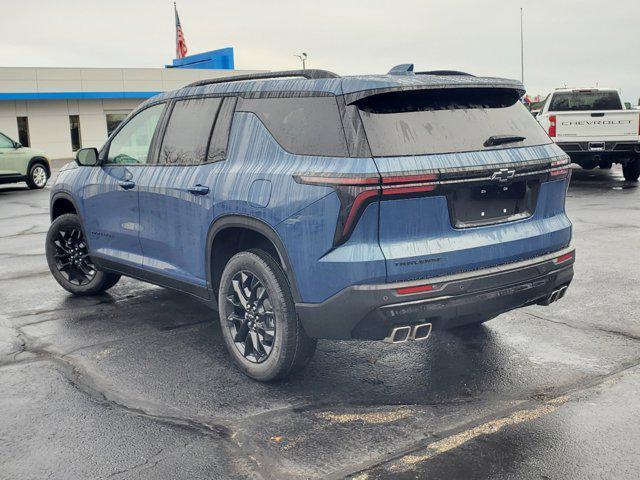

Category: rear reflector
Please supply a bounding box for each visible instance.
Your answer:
[396,284,434,295]
[549,115,556,137]
[553,251,574,264]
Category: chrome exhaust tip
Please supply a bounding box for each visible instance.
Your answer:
[410,322,432,342]
[557,286,568,300]
[383,325,412,344]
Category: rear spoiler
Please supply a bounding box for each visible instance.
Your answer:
[343,77,525,105]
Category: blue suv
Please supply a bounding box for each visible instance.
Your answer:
[47,66,575,381]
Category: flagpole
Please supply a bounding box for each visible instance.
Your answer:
[520,7,524,85]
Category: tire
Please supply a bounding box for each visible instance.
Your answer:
[46,213,121,295]
[26,162,48,189]
[622,159,640,182]
[218,249,317,382]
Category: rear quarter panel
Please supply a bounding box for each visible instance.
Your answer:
[214,112,385,302]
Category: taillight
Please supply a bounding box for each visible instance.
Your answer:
[294,172,440,246]
[381,173,438,197]
[293,174,381,246]
[549,156,570,179]
[548,115,556,137]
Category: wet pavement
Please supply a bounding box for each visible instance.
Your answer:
[0,164,639,479]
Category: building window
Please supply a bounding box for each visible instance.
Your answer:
[69,115,81,151]
[16,117,30,147]
[106,113,129,137]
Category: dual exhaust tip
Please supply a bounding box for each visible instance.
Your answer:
[383,322,432,344]
[540,285,568,306]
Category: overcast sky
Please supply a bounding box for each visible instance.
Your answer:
[3,0,639,103]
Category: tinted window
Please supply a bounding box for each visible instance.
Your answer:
[106,113,129,136]
[549,91,622,111]
[356,88,550,157]
[208,97,237,162]
[238,96,348,157]
[17,117,30,147]
[106,103,165,165]
[69,115,81,151]
[160,97,221,165]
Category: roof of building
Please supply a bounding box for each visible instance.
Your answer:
[0,66,263,101]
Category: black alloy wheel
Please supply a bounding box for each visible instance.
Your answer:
[51,227,96,286]
[225,270,276,363]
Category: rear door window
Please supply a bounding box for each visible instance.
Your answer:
[238,96,348,157]
[355,88,551,157]
[548,90,622,111]
[159,97,222,164]
[207,97,237,162]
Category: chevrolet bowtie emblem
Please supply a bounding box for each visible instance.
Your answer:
[491,168,516,182]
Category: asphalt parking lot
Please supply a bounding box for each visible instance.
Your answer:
[1,163,639,480]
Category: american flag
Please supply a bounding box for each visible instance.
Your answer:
[174,3,188,59]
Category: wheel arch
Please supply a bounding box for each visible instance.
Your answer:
[50,192,81,222]
[28,156,51,177]
[206,215,302,303]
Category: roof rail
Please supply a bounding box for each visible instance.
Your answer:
[417,70,475,77]
[186,69,340,88]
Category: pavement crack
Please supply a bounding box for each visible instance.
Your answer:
[105,447,166,479]
[10,327,237,440]
[524,311,640,342]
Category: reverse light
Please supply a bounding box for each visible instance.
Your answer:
[549,115,556,137]
[396,284,434,295]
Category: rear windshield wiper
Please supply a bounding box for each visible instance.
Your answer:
[484,135,526,147]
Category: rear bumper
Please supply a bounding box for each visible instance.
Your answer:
[296,247,575,340]
[557,141,640,162]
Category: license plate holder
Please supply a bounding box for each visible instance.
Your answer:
[448,180,538,228]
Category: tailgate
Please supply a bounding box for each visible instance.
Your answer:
[556,111,640,138]
[353,85,572,283]
[373,145,572,283]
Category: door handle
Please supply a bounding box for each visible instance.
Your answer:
[118,180,136,190]
[188,184,210,195]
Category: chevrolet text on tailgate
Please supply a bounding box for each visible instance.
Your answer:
[47,64,575,381]
[537,88,640,181]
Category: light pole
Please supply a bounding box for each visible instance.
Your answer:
[295,52,307,70]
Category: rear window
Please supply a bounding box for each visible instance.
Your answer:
[238,96,348,157]
[356,88,550,157]
[548,90,622,112]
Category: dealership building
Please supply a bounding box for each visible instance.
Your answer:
[0,48,260,159]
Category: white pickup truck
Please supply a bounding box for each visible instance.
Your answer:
[537,88,640,181]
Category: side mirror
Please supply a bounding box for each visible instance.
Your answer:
[13,142,22,149]
[75,147,99,167]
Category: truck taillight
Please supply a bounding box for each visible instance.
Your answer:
[549,115,556,137]
[294,172,439,246]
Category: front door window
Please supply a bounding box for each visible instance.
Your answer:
[106,104,165,165]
